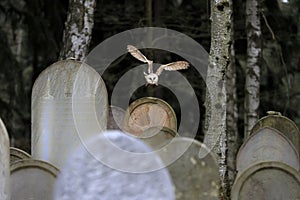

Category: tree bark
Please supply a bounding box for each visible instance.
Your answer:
[244,0,261,138]
[226,0,238,193]
[146,0,153,27]
[205,0,232,198]
[59,0,96,61]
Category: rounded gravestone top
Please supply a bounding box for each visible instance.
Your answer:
[231,162,300,200]
[10,159,59,200]
[250,113,300,155]
[160,137,219,200]
[138,126,178,150]
[54,130,175,200]
[32,59,107,99]
[237,127,299,173]
[32,59,108,132]
[123,97,177,136]
[31,59,108,169]
[10,147,31,164]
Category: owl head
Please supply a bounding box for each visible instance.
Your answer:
[144,72,159,85]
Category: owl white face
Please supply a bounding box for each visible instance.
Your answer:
[144,73,159,85]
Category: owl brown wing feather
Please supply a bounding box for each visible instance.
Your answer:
[156,61,189,76]
[127,45,149,63]
[127,45,154,73]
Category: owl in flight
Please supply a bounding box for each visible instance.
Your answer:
[127,45,189,85]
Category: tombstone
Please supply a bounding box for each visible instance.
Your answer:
[0,118,10,200]
[107,105,125,130]
[54,130,175,200]
[250,112,300,155]
[32,60,108,169]
[236,127,299,174]
[231,162,300,200]
[138,126,178,150]
[10,159,59,200]
[159,137,219,200]
[123,97,177,136]
[10,147,31,164]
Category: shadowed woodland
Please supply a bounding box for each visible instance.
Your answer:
[1,0,299,152]
[0,0,300,198]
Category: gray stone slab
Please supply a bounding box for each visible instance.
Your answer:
[31,60,108,169]
[139,126,178,150]
[123,97,177,136]
[10,147,31,164]
[251,113,300,155]
[10,159,59,200]
[0,119,10,199]
[232,162,300,200]
[237,127,299,174]
[159,137,219,200]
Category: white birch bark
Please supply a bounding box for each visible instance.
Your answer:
[59,0,96,61]
[205,0,232,198]
[244,0,261,138]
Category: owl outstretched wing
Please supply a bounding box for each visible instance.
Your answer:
[156,61,189,76]
[127,45,153,73]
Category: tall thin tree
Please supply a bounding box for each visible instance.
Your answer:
[244,0,261,138]
[205,0,232,198]
[226,0,238,193]
[59,0,96,61]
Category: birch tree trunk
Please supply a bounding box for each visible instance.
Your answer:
[226,1,238,192]
[59,0,96,61]
[205,0,232,198]
[244,0,261,138]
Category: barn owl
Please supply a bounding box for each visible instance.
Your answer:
[127,45,189,85]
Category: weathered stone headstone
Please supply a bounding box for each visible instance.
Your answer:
[231,162,300,200]
[250,112,300,155]
[32,60,108,169]
[10,147,31,164]
[54,130,175,200]
[10,159,59,200]
[139,126,178,150]
[0,118,10,200]
[237,127,299,174]
[123,97,177,136]
[107,105,125,130]
[159,137,219,200]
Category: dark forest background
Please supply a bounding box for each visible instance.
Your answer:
[0,0,299,153]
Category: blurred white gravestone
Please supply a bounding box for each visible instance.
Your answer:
[32,60,108,169]
[54,130,175,200]
[0,118,10,200]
